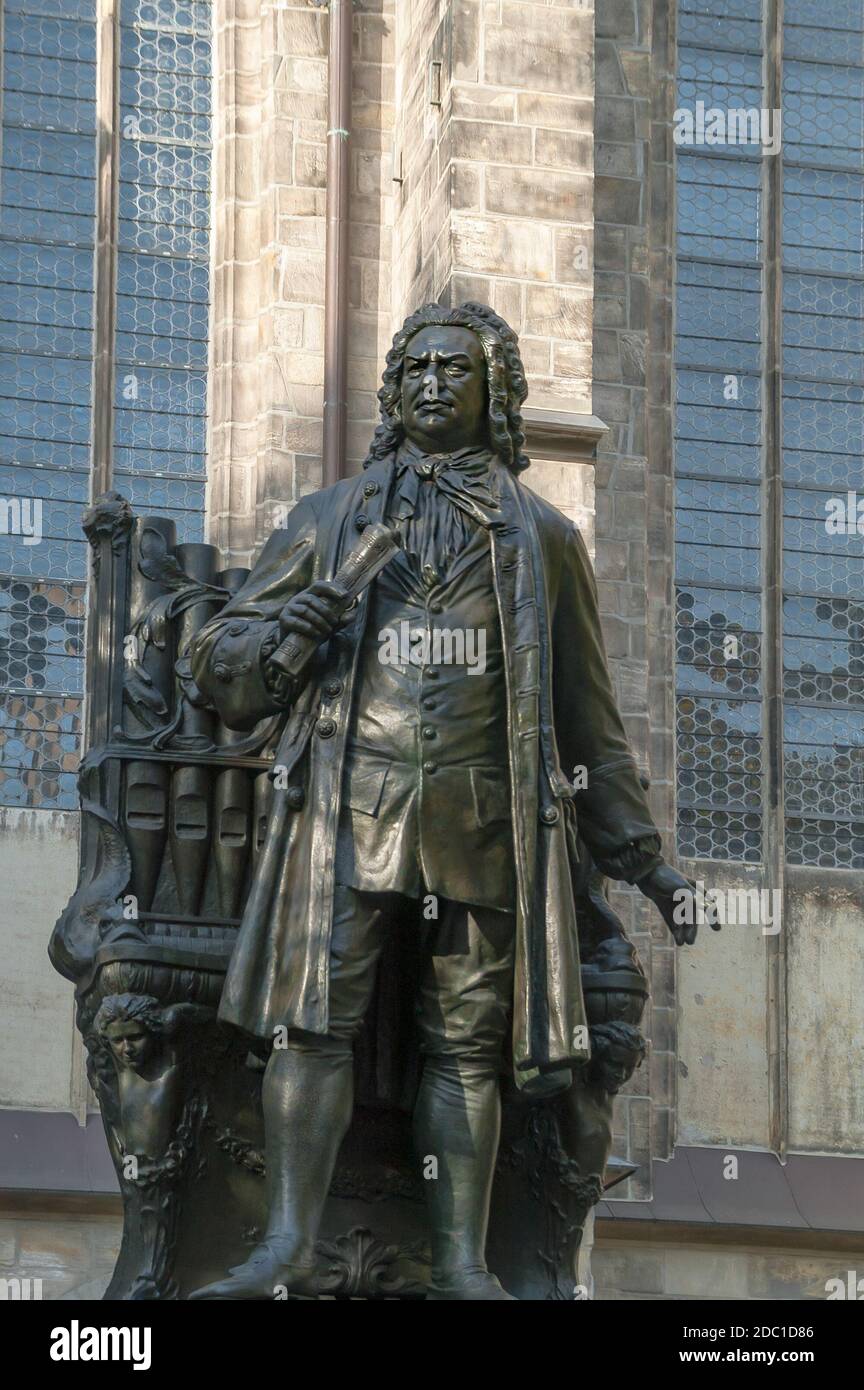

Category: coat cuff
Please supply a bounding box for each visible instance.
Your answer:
[592,836,663,885]
[573,758,663,882]
[260,628,301,708]
[191,618,285,730]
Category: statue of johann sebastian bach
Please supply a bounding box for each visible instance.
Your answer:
[189,303,715,1300]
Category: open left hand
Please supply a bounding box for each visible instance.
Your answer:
[637,861,721,946]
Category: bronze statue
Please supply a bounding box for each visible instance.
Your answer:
[176,303,719,1300]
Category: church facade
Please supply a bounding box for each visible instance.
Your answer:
[0,0,862,1300]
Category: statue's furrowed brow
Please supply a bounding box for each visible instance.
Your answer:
[405,351,475,368]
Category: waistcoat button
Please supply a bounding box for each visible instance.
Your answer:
[323,679,343,700]
[354,513,369,531]
[540,805,560,825]
[422,726,436,740]
[363,480,379,498]
[316,717,337,738]
[423,761,438,775]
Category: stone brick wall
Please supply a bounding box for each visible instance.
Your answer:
[393,0,596,421]
[595,1229,864,1302]
[208,0,396,561]
[592,0,678,1192]
[210,0,601,555]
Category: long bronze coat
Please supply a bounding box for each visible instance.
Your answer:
[190,456,659,1083]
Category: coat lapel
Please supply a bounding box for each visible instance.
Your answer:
[490,472,541,1072]
[493,471,587,1078]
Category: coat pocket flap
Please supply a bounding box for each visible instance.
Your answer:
[342,759,391,817]
[470,767,510,828]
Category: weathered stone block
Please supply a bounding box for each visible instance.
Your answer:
[452,214,553,280]
[279,250,325,304]
[451,160,484,213]
[517,93,593,133]
[595,95,637,143]
[552,339,592,381]
[486,166,593,223]
[554,227,593,285]
[595,175,643,226]
[277,9,323,58]
[484,27,592,96]
[452,84,517,124]
[596,0,638,41]
[664,1249,750,1301]
[517,335,552,375]
[491,278,524,332]
[295,141,327,189]
[594,295,627,328]
[593,1246,665,1295]
[451,118,533,166]
[273,306,304,349]
[595,141,641,178]
[524,284,592,341]
[594,40,627,98]
[534,129,593,173]
[453,0,481,81]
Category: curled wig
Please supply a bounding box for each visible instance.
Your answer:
[363,302,530,473]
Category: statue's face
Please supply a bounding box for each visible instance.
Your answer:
[400,325,489,454]
[104,1020,153,1071]
[596,1043,635,1095]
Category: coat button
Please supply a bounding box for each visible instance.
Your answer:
[316,717,337,738]
[286,786,305,810]
[425,667,440,680]
[540,806,560,825]
[422,697,437,710]
[213,662,232,683]
[354,513,369,531]
[429,600,443,614]
[423,760,438,775]
[323,678,343,700]
[422,726,436,740]
[363,480,379,498]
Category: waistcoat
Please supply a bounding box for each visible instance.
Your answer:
[335,524,516,911]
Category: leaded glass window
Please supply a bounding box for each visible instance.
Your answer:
[781,2,864,868]
[0,0,97,809]
[0,0,212,810]
[675,0,864,868]
[675,0,766,863]
[113,0,210,531]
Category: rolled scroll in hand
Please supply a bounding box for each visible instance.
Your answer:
[267,522,402,681]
